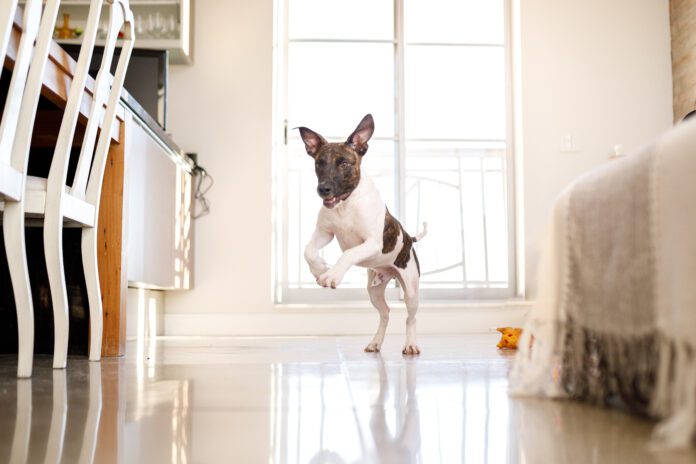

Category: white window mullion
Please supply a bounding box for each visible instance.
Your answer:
[457,155,469,287]
[283,0,291,302]
[274,0,291,303]
[394,0,406,221]
[504,0,518,296]
[479,157,490,285]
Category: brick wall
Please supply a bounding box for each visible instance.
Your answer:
[670,0,696,121]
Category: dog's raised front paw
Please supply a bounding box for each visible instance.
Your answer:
[402,345,421,356]
[309,263,329,279]
[364,342,381,353]
[317,269,343,289]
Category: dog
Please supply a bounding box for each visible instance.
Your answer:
[298,114,427,355]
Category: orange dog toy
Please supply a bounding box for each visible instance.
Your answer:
[496,327,523,349]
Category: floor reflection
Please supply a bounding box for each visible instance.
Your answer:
[364,356,420,464]
[0,355,191,464]
[0,336,695,463]
[0,363,101,464]
[511,397,696,464]
[270,352,513,463]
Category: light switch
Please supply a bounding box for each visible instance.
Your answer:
[560,134,577,153]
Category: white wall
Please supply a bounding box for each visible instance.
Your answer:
[164,0,274,316]
[163,0,672,335]
[518,0,673,295]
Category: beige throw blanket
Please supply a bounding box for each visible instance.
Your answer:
[511,119,696,448]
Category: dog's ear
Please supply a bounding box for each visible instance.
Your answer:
[346,114,374,156]
[297,127,327,158]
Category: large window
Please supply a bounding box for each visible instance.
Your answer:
[274,0,515,302]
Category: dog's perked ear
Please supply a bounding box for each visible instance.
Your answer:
[346,114,375,156]
[297,127,327,158]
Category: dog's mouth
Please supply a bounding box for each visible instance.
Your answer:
[322,192,351,209]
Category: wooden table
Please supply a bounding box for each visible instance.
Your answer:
[2,11,128,357]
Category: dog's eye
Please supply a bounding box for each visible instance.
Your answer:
[339,160,351,168]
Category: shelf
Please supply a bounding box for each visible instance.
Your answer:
[128,0,181,4]
[57,38,181,49]
[22,0,181,5]
[22,0,192,64]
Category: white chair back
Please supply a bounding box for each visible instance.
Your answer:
[0,2,19,125]
[85,0,135,207]
[8,0,61,187]
[0,0,43,199]
[47,0,135,206]
[0,2,18,64]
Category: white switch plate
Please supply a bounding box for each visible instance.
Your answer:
[560,134,578,153]
[611,144,625,158]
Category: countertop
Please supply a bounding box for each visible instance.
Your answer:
[119,88,195,174]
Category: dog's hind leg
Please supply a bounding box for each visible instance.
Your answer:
[365,269,392,352]
[398,262,421,356]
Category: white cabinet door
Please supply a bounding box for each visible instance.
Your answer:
[126,114,193,289]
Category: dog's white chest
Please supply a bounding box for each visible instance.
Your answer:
[326,205,372,251]
[317,175,385,252]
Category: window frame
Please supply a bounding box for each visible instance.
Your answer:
[273,0,517,304]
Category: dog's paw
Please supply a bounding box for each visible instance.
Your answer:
[309,264,330,279]
[317,269,343,289]
[364,342,381,353]
[402,345,421,356]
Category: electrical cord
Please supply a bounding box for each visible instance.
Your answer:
[192,164,213,219]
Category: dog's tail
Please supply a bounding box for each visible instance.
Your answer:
[412,222,428,242]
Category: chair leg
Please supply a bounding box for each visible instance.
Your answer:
[43,212,69,369]
[3,201,34,378]
[81,227,103,361]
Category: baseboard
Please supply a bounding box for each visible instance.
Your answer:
[164,301,531,336]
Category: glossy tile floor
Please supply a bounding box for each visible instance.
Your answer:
[0,334,695,463]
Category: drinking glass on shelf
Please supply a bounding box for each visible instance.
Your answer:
[136,14,145,39]
[139,10,179,41]
[155,12,164,38]
[146,13,158,39]
[160,14,171,39]
[167,14,178,39]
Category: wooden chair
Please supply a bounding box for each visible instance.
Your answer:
[0,0,49,378]
[30,0,134,368]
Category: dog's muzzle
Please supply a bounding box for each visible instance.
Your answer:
[321,191,351,209]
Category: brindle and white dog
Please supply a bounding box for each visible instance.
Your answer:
[299,114,427,355]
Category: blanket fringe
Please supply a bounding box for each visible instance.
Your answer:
[651,337,696,448]
[511,320,696,448]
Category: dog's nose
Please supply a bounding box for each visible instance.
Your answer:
[317,184,333,197]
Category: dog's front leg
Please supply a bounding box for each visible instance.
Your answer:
[304,228,334,279]
[317,239,381,289]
